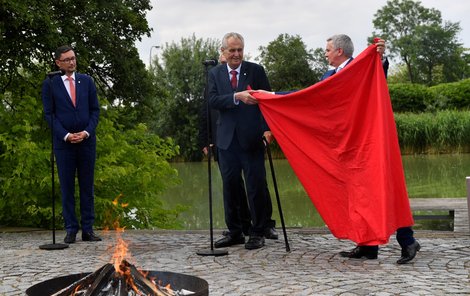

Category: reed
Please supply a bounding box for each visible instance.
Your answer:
[395,110,470,154]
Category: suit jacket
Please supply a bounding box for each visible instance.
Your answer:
[320,57,389,81]
[208,61,271,151]
[320,58,354,81]
[41,72,100,149]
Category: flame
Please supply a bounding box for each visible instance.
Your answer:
[112,193,129,208]
[112,224,128,274]
[78,194,175,295]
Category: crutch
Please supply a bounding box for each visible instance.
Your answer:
[263,137,290,252]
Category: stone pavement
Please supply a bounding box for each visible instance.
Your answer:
[0,228,469,296]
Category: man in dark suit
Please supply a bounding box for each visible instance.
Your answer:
[199,54,278,240]
[41,45,101,244]
[322,34,419,264]
[208,32,273,250]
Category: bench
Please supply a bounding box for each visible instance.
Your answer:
[409,197,469,232]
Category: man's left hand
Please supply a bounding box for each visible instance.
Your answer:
[374,38,386,58]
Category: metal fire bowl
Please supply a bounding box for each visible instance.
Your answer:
[26,270,209,296]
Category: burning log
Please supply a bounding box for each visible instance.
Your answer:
[120,260,159,296]
[51,264,113,296]
[111,277,127,296]
[49,260,194,296]
[83,264,116,296]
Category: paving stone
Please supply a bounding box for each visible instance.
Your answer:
[0,229,469,295]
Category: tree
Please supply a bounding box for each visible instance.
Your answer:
[311,47,330,80]
[0,1,184,229]
[0,0,155,126]
[371,0,467,84]
[257,34,321,91]
[411,22,464,85]
[151,34,219,161]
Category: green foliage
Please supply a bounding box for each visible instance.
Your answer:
[151,34,219,161]
[410,22,465,85]
[388,83,430,112]
[257,34,322,91]
[0,94,53,227]
[0,0,187,229]
[388,79,470,112]
[429,79,470,110]
[371,0,468,84]
[0,91,182,229]
[93,106,182,229]
[0,0,154,128]
[395,110,470,154]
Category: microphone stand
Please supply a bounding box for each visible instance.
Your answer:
[197,61,227,256]
[39,72,69,250]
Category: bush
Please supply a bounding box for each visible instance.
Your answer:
[0,94,183,230]
[429,78,470,110]
[389,79,470,112]
[388,83,430,112]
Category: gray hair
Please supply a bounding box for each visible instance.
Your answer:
[327,34,354,58]
[221,32,244,49]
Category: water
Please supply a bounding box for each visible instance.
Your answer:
[161,154,470,230]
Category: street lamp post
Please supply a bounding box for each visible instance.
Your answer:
[149,45,160,69]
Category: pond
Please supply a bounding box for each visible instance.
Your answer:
[160,154,470,230]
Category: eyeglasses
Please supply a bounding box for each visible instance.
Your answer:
[59,56,76,63]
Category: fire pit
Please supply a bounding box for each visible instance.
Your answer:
[27,199,209,295]
[26,260,209,296]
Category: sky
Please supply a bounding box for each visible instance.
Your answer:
[136,0,470,66]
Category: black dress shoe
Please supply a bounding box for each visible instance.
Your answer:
[64,233,76,244]
[245,235,265,250]
[82,232,102,242]
[339,246,378,259]
[264,227,278,240]
[214,234,245,248]
[397,241,420,264]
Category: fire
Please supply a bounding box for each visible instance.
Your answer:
[59,194,182,295]
[108,195,172,295]
[111,224,128,274]
[110,194,132,274]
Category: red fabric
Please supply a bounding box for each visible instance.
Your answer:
[254,45,414,245]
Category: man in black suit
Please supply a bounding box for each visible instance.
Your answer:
[208,32,273,250]
[323,34,420,264]
[199,54,278,240]
[41,45,101,244]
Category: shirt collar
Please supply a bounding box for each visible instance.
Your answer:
[336,58,352,73]
[61,72,76,81]
[226,63,241,74]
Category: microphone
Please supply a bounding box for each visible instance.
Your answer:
[47,70,65,77]
[202,59,218,66]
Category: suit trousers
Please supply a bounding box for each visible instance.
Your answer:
[361,227,415,250]
[217,135,269,237]
[54,144,96,234]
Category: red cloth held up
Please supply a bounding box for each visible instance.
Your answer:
[253,45,414,245]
